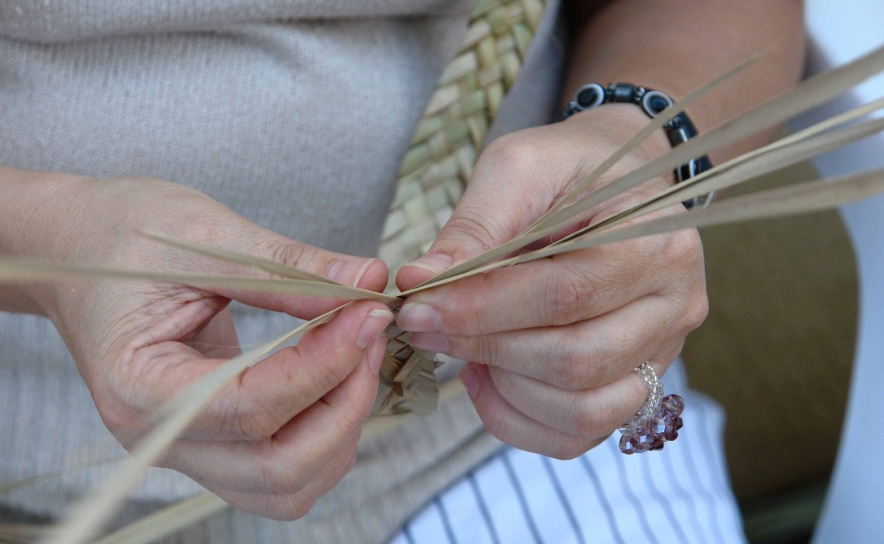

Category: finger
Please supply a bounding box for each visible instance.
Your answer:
[411,295,691,391]
[158,335,381,493]
[125,301,390,441]
[459,362,601,460]
[185,305,242,359]
[154,222,389,319]
[488,360,669,441]
[394,111,671,292]
[205,431,360,521]
[394,127,578,291]
[396,230,683,335]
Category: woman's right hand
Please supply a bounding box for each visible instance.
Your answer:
[0,167,393,520]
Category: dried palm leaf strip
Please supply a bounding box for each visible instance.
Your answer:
[0,534,34,544]
[0,259,396,305]
[89,381,468,544]
[522,44,884,238]
[380,0,549,275]
[522,45,773,233]
[527,169,884,259]
[374,0,552,415]
[410,169,884,289]
[137,230,338,285]
[91,493,228,544]
[501,170,884,270]
[400,104,884,292]
[405,109,884,291]
[554,101,884,244]
[45,308,341,544]
[31,49,884,544]
[0,455,124,494]
[421,43,884,288]
[0,524,46,544]
[38,167,884,544]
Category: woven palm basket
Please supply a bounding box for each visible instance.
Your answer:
[371,0,549,416]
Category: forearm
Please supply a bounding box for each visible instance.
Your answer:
[564,0,806,163]
[0,166,91,315]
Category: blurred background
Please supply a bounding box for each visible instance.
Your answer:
[680,3,884,542]
[683,157,855,544]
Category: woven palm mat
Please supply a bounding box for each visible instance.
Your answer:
[682,160,857,502]
[372,0,549,416]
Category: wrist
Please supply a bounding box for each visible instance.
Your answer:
[563,103,674,179]
[0,167,96,315]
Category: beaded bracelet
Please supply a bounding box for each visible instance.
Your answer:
[558,82,715,209]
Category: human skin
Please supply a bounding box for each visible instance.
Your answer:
[0,0,805,521]
[395,0,805,458]
[0,171,394,520]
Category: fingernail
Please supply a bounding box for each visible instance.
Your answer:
[357,308,394,349]
[396,303,443,332]
[328,258,378,287]
[409,332,449,353]
[403,253,453,275]
[458,364,480,400]
[367,334,387,376]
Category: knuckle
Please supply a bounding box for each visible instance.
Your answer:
[571,393,617,440]
[664,228,704,269]
[657,228,708,333]
[232,406,284,442]
[221,387,285,442]
[95,397,140,439]
[482,133,542,177]
[334,402,372,436]
[270,496,315,522]
[154,442,180,470]
[480,407,512,445]
[270,241,309,270]
[684,292,710,332]
[612,229,668,267]
[443,212,508,254]
[542,270,591,326]
[547,436,592,461]
[174,217,228,246]
[475,334,500,367]
[233,413,279,442]
[259,239,318,273]
[311,351,361,394]
[255,453,311,495]
[549,336,596,391]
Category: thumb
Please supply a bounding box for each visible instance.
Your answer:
[395,135,560,291]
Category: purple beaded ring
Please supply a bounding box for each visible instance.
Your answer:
[618,363,684,455]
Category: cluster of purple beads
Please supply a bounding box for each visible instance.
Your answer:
[618,394,684,455]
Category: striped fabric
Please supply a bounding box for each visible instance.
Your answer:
[389,362,747,544]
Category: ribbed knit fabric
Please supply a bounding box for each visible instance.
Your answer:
[0,1,566,542]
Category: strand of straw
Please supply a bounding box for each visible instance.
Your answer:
[44,307,343,544]
[412,47,769,287]
[137,230,338,285]
[406,170,884,291]
[91,378,468,544]
[0,259,397,305]
[417,43,884,288]
[553,102,884,245]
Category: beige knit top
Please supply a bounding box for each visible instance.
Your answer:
[0,1,564,541]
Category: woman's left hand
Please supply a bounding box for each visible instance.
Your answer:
[395,104,709,459]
